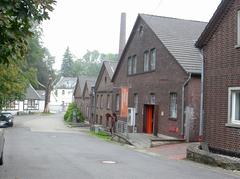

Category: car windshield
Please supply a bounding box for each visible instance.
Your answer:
[1,113,11,118]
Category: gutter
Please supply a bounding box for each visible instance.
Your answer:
[181,73,192,137]
[199,49,204,138]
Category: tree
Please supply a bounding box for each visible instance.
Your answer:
[0,63,30,110]
[0,0,56,64]
[70,50,118,77]
[61,47,74,77]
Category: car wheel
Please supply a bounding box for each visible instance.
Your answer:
[0,152,3,165]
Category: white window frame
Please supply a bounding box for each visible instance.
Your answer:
[144,51,149,72]
[237,10,240,45]
[150,48,156,70]
[128,57,132,75]
[170,93,177,118]
[132,55,137,74]
[107,94,110,109]
[228,87,240,126]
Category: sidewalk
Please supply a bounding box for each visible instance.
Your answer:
[147,142,199,160]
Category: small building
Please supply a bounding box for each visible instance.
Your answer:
[73,76,96,118]
[3,84,44,114]
[51,77,77,111]
[196,0,240,156]
[82,80,96,121]
[94,61,117,128]
[112,14,206,141]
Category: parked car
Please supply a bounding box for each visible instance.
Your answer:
[0,112,14,127]
[0,129,4,165]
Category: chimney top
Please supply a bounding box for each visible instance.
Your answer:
[118,12,126,58]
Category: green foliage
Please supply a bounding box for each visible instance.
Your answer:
[90,131,111,141]
[61,47,74,77]
[64,102,84,123]
[25,33,56,89]
[0,63,29,110]
[70,50,118,77]
[0,0,56,64]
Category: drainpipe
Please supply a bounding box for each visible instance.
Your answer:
[93,87,96,125]
[199,49,204,138]
[181,73,192,137]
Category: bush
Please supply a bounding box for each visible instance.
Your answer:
[64,102,84,123]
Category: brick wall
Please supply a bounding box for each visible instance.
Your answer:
[95,67,114,128]
[113,17,201,140]
[203,0,240,153]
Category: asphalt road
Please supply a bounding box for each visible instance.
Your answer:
[0,113,239,179]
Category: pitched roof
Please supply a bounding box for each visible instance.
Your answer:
[83,80,96,97]
[86,80,96,90]
[140,14,207,74]
[104,61,118,79]
[54,77,77,89]
[36,90,45,100]
[196,0,233,48]
[73,75,96,97]
[95,61,117,90]
[25,84,41,100]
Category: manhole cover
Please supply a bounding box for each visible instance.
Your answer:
[101,160,117,164]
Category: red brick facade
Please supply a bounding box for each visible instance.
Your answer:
[197,0,240,155]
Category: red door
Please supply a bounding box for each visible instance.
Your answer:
[146,105,153,134]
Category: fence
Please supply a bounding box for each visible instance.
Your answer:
[115,120,128,137]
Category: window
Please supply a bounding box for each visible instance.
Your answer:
[139,25,144,37]
[107,95,110,109]
[144,51,149,72]
[170,93,177,118]
[105,76,107,83]
[228,87,240,125]
[100,95,103,109]
[116,94,120,111]
[4,101,19,110]
[62,90,65,95]
[134,93,138,113]
[128,57,132,75]
[150,93,155,104]
[100,116,103,124]
[237,10,240,45]
[24,99,39,110]
[96,95,99,108]
[132,55,137,74]
[150,48,156,70]
[96,115,98,124]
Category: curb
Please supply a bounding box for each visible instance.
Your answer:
[187,144,240,171]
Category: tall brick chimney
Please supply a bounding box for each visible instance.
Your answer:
[118,12,126,58]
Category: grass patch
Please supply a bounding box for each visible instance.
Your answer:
[89,131,112,141]
[41,112,54,115]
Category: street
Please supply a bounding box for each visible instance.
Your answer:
[0,113,239,179]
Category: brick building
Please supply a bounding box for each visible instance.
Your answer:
[196,0,240,156]
[82,80,96,121]
[112,14,206,141]
[94,61,117,128]
[73,76,96,120]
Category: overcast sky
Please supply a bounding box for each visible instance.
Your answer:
[41,0,222,70]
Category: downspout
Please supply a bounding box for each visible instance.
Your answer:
[181,73,192,138]
[199,49,204,138]
[93,87,96,125]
